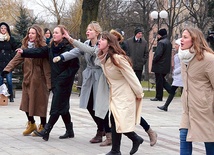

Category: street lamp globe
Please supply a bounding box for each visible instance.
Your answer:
[150,11,158,19]
[159,10,168,19]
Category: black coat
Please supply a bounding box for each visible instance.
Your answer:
[0,37,17,71]
[22,39,79,115]
[151,35,172,74]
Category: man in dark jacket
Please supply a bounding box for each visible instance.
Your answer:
[0,22,17,102]
[125,28,149,81]
[150,28,172,101]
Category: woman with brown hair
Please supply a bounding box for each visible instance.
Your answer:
[2,24,51,136]
[98,31,144,155]
[16,25,79,141]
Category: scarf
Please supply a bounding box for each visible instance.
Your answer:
[178,47,195,65]
[28,41,35,49]
[0,33,7,41]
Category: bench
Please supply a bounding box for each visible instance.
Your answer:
[149,78,156,89]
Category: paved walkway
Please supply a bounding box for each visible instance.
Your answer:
[0,90,205,155]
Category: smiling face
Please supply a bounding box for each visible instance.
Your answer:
[53,27,63,43]
[181,30,193,50]
[28,28,37,42]
[0,25,7,34]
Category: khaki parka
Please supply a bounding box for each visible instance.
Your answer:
[102,54,144,133]
[180,52,214,142]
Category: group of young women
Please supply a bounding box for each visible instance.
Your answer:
[2,20,214,155]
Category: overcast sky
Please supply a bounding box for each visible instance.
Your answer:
[23,0,75,22]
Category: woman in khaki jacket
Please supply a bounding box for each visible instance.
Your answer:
[2,25,51,136]
[178,27,214,155]
[98,31,144,155]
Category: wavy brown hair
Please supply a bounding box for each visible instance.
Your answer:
[184,27,214,61]
[21,24,46,49]
[98,31,132,69]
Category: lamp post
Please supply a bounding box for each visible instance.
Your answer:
[150,10,168,30]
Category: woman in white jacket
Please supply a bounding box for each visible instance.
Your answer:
[157,38,183,111]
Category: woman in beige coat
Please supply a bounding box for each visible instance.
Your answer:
[2,25,51,136]
[97,31,144,155]
[178,27,214,155]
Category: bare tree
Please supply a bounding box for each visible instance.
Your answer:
[182,0,214,34]
[35,0,69,25]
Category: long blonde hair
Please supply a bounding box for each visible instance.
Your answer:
[184,27,214,61]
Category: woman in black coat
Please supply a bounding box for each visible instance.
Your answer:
[0,22,17,102]
[17,25,79,141]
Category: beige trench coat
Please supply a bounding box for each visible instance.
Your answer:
[4,53,51,117]
[180,52,214,142]
[102,54,144,133]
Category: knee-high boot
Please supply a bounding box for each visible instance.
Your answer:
[59,122,74,139]
[157,93,175,111]
[124,132,144,155]
[34,123,52,141]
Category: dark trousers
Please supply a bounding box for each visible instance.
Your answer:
[87,88,104,131]
[155,73,172,100]
[140,117,150,131]
[134,70,143,82]
[104,111,111,133]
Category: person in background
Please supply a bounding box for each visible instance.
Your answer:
[53,21,112,146]
[98,31,144,155]
[179,27,214,155]
[0,22,17,102]
[2,24,51,136]
[150,28,172,101]
[16,25,79,141]
[157,38,183,111]
[110,28,157,146]
[44,28,52,45]
[125,28,149,81]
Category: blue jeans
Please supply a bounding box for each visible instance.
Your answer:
[0,72,13,96]
[180,129,214,155]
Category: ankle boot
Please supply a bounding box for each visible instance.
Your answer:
[90,130,103,143]
[106,150,121,155]
[124,132,144,155]
[32,124,44,136]
[9,95,14,102]
[146,128,157,146]
[34,123,52,141]
[100,132,112,146]
[157,93,174,111]
[23,121,37,136]
[59,122,74,139]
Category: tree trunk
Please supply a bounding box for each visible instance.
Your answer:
[78,0,101,87]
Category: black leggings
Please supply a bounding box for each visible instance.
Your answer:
[25,112,46,126]
[87,88,104,132]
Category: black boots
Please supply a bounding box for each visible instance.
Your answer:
[34,123,52,141]
[9,95,14,102]
[106,151,121,155]
[124,132,144,155]
[59,122,74,139]
[157,93,175,111]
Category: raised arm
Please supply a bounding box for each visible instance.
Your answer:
[20,46,49,58]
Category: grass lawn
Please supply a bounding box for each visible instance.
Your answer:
[72,81,182,98]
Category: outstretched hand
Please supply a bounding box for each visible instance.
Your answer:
[62,28,70,40]
[53,56,61,63]
[16,48,23,54]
